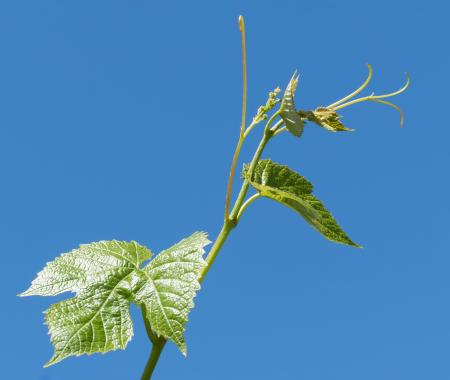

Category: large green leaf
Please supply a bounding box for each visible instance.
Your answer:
[20,233,210,366]
[280,73,304,137]
[243,160,360,247]
[134,232,210,355]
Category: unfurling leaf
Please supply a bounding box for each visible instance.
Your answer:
[311,107,353,132]
[243,160,360,247]
[280,73,304,137]
[20,233,210,366]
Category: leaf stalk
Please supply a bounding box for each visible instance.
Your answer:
[141,306,158,344]
[236,193,261,221]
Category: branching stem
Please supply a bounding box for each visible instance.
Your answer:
[236,193,261,221]
[140,108,277,380]
[270,119,285,133]
[224,136,245,219]
[243,120,258,138]
[273,126,287,136]
[140,15,281,380]
[201,126,274,281]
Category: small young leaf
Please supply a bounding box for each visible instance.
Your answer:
[243,160,360,247]
[20,233,210,366]
[280,73,304,137]
[311,107,353,132]
[134,232,210,355]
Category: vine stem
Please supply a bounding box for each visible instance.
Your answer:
[140,335,166,380]
[200,127,273,282]
[236,193,260,222]
[139,124,276,380]
[140,15,277,380]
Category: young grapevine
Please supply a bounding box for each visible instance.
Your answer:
[20,15,409,380]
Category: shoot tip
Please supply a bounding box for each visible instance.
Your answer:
[238,15,245,32]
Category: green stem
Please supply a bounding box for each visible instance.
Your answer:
[224,135,245,219]
[229,127,273,222]
[140,337,166,380]
[199,220,234,282]
[200,127,273,281]
[273,126,287,136]
[139,121,276,379]
[236,193,260,222]
[141,306,158,344]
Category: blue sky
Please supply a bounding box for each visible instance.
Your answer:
[1,1,449,379]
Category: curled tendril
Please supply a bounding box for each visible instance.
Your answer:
[370,73,410,100]
[368,99,405,127]
[327,63,373,109]
[327,65,410,127]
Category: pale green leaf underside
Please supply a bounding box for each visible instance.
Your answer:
[44,272,136,366]
[135,232,210,355]
[312,108,353,132]
[244,160,360,247]
[280,73,304,137]
[20,233,209,366]
[20,240,151,297]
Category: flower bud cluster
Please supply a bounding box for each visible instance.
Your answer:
[253,87,281,124]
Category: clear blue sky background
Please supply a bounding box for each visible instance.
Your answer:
[1,1,449,379]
